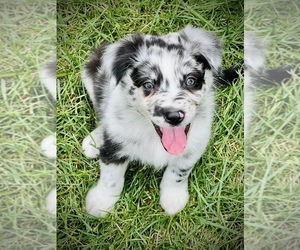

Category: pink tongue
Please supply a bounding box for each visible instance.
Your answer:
[161,127,187,155]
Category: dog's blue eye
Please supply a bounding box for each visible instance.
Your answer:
[186,77,196,86]
[144,81,154,90]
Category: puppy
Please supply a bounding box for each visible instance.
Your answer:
[82,25,222,217]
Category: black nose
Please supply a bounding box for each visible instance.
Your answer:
[164,110,185,126]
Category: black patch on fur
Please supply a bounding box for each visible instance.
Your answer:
[130,64,163,97]
[153,106,167,117]
[146,37,183,53]
[100,132,128,165]
[113,33,145,83]
[93,72,108,113]
[181,70,205,91]
[194,54,211,70]
[85,45,107,81]
[130,67,144,88]
[146,37,166,48]
[152,65,163,87]
[129,86,136,96]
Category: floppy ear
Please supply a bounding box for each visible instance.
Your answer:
[112,33,145,83]
[85,44,108,82]
[181,25,222,72]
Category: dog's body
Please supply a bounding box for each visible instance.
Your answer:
[82,26,222,217]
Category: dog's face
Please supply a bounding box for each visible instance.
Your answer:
[87,26,221,155]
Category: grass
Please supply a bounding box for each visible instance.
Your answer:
[245,0,300,248]
[0,1,56,249]
[57,0,243,249]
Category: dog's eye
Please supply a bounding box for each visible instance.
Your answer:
[143,81,154,90]
[186,77,196,86]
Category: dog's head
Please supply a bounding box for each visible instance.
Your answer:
[87,26,221,155]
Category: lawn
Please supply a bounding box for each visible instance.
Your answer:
[245,0,300,249]
[0,1,56,249]
[56,1,243,249]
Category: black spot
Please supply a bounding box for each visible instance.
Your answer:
[179,168,191,173]
[194,54,211,70]
[129,86,136,96]
[165,79,170,89]
[113,33,145,84]
[100,132,128,165]
[177,36,182,44]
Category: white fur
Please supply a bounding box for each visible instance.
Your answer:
[83,26,221,217]
[244,32,265,137]
[46,188,56,215]
[39,61,56,101]
[41,134,56,159]
[82,125,103,158]
[86,162,127,217]
[40,60,57,215]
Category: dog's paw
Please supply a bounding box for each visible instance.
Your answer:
[85,185,119,217]
[82,135,100,158]
[41,134,56,159]
[160,187,189,215]
[46,188,56,215]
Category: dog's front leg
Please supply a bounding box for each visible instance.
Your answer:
[160,165,193,215]
[86,160,128,217]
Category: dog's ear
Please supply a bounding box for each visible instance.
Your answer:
[85,44,108,82]
[181,25,222,72]
[112,33,145,83]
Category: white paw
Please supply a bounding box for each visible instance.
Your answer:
[41,134,56,159]
[46,188,56,215]
[82,135,100,158]
[160,187,189,215]
[86,185,120,217]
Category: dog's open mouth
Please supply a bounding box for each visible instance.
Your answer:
[153,123,190,155]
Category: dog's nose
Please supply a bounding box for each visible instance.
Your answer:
[164,110,185,126]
